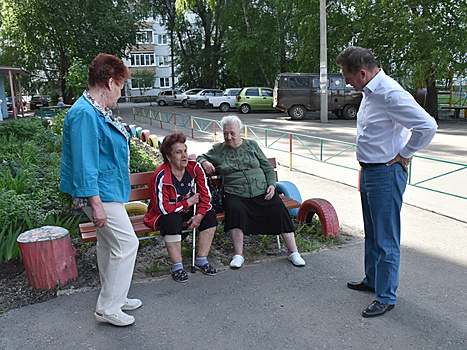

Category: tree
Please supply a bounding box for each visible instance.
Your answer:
[342,0,467,118]
[0,0,148,102]
[65,58,88,100]
[132,69,156,99]
[147,0,230,88]
[174,0,230,88]
[222,0,288,87]
[146,0,178,88]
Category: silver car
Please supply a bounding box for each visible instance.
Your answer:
[156,89,183,106]
[175,88,204,108]
[186,89,223,109]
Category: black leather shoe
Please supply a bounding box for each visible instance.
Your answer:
[362,300,394,317]
[347,281,375,293]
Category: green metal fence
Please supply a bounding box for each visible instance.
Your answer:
[131,107,467,200]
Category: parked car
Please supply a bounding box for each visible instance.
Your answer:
[156,89,183,106]
[186,89,223,109]
[29,96,50,109]
[208,88,242,112]
[5,97,28,111]
[235,87,275,114]
[176,88,204,108]
[273,72,363,120]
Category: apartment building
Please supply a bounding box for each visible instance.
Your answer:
[123,16,178,100]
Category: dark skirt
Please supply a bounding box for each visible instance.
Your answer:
[223,192,295,235]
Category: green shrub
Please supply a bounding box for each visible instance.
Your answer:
[48,110,67,136]
[0,117,45,140]
[0,116,160,262]
[0,220,30,263]
[0,118,69,262]
[129,139,159,173]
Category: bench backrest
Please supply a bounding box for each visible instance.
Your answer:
[128,171,153,201]
[39,106,70,120]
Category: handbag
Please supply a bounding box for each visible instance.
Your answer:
[207,173,224,213]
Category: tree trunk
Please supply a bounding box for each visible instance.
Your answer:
[17,226,78,290]
[425,79,439,121]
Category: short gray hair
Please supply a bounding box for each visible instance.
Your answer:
[220,115,243,131]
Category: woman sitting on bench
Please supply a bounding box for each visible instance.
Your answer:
[144,133,218,282]
[197,115,305,269]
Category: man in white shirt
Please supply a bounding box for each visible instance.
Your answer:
[337,46,437,317]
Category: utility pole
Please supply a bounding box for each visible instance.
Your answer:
[319,0,328,123]
[170,28,175,89]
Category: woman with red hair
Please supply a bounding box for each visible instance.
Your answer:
[60,53,140,327]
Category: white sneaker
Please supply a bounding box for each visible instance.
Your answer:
[230,254,245,268]
[287,252,305,266]
[94,310,135,327]
[122,298,142,311]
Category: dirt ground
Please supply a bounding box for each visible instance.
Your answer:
[0,229,349,314]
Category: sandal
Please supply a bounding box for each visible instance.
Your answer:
[195,263,217,276]
[171,269,188,283]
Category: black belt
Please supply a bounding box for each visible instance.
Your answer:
[359,162,386,168]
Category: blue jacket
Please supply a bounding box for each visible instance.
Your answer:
[59,96,131,203]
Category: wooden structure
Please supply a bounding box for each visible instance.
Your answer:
[0,66,30,121]
[17,226,78,290]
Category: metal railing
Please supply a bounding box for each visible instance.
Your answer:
[131,107,467,200]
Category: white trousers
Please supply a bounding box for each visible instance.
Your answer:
[83,202,139,315]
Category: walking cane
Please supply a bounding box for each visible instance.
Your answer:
[191,183,197,273]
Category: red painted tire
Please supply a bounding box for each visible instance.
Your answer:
[141,129,151,143]
[297,198,339,237]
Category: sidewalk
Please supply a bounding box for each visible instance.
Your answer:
[0,105,466,349]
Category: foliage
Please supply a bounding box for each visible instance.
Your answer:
[42,213,86,245]
[151,0,466,93]
[0,219,33,263]
[0,117,161,262]
[148,0,355,88]
[132,69,156,97]
[48,110,68,137]
[146,0,229,88]
[0,118,68,262]
[341,0,467,116]
[0,118,67,263]
[65,58,89,100]
[129,139,159,173]
[0,0,148,101]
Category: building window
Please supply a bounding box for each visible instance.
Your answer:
[137,31,153,44]
[130,53,155,66]
[157,34,168,45]
[160,78,170,87]
[156,56,170,66]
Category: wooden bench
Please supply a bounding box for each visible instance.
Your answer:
[79,158,302,243]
